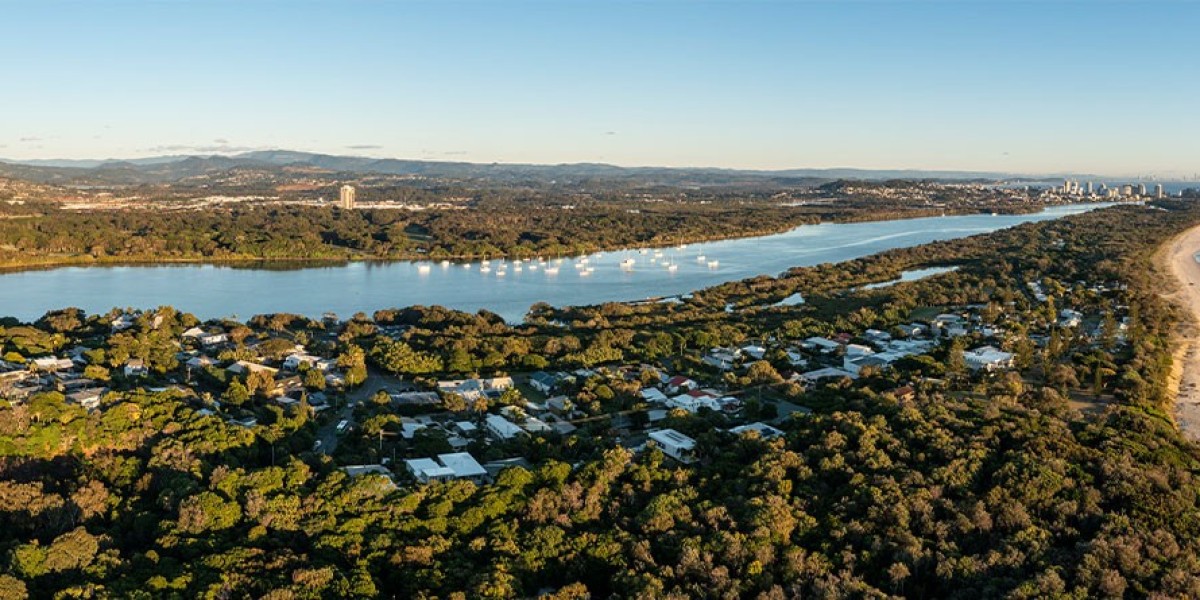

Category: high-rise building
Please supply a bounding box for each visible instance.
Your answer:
[1138,183,1147,196]
[1156,184,1165,199]
[339,185,356,209]
[1086,181,1093,195]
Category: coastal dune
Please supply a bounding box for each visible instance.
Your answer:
[1161,225,1200,441]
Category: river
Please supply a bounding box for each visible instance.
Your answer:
[0,204,1110,323]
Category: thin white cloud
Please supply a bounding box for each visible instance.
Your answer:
[346,144,382,150]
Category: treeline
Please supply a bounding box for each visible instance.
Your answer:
[0,178,1082,269]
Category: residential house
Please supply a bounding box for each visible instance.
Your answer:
[406,453,488,484]
[67,388,105,411]
[666,375,697,394]
[227,361,278,377]
[803,337,842,354]
[963,346,1016,372]
[843,354,892,376]
[438,377,514,402]
[31,357,74,372]
[529,371,558,394]
[199,333,229,347]
[648,429,698,464]
[800,367,859,384]
[186,355,216,370]
[342,465,397,489]
[1059,309,1084,328]
[181,326,206,339]
[283,353,322,371]
[784,350,809,369]
[545,395,574,414]
[729,422,785,439]
[700,348,734,369]
[484,414,526,440]
[863,329,893,344]
[640,388,669,404]
[123,359,149,379]
[667,390,721,413]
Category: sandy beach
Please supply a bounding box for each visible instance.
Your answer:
[1160,224,1200,441]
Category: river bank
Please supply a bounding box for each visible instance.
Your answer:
[0,202,1101,275]
[0,204,1111,324]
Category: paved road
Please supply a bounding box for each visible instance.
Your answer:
[314,369,414,456]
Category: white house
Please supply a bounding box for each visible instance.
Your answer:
[1059,309,1084,328]
[342,465,395,486]
[283,353,322,371]
[863,329,892,344]
[804,337,842,354]
[842,354,892,376]
[667,392,721,413]
[186,355,216,370]
[963,346,1016,372]
[31,357,74,372]
[405,452,488,484]
[437,452,488,482]
[521,416,553,434]
[405,458,455,483]
[730,422,785,439]
[484,414,526,440]
[67,388,105,411]
[800,367,858,384]
[199,333,229,347]
[227,361,278,377]
[648,429,698,464]
[438,377,514,401]
[123,359,149,379]
[785,350,809,368]
[181,326,206,339]
[110,314,135,332]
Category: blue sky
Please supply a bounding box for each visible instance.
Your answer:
[1,0,1197,176]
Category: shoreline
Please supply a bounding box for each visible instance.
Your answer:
[1157,224,1200,441]
[0,202,1110,275]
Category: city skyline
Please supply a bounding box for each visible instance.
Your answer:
[2,1,1198,177]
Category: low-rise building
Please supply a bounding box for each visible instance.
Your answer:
[405,452,488,484]
[484,414,526,440]
[729,422,785,439]
[529,371,558,394]
[123,359,149,379]
[648,429,698,464]
[800,367,859,384]
[963,345,1016,372]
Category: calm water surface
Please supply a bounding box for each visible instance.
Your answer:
[0,204,1108,323]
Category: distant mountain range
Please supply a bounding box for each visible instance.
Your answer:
[0,150,1087,188]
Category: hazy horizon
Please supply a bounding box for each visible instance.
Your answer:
[3,1,1198,177]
